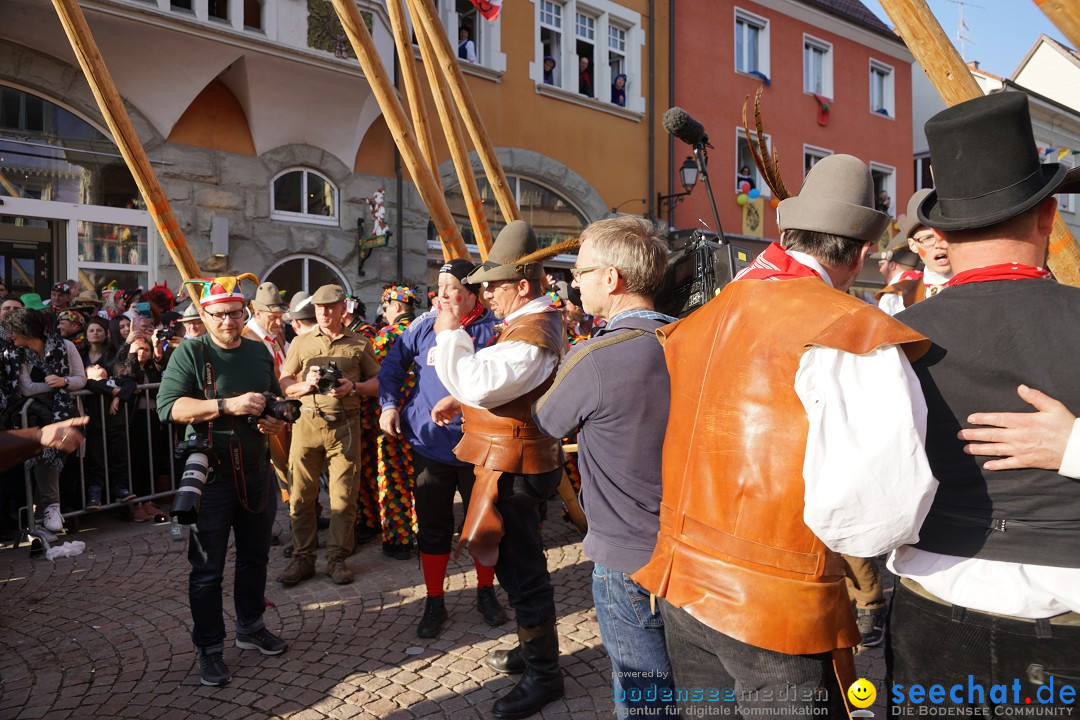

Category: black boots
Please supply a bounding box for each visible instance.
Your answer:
[485,645,525,675]
[492,617,564,719]
[417,596,449,638]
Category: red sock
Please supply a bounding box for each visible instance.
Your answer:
[474,559,495,588]
[421,552,450,597]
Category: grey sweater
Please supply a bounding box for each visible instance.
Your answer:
[532,316,671,574]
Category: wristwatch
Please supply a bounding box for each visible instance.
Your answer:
[216,398,225,416]
[348,380,357,397]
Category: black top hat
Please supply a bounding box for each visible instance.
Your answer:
[918,92,1080,230]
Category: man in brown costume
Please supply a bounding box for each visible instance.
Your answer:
[633,154,939,716]
[431,220,568,719]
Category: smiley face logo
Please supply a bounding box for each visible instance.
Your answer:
[848,678,876,709]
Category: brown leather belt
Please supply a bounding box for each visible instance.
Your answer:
[462,422,549,438]
[900,577,1080,626]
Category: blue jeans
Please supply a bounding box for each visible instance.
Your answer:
[188,461,277,650]
[592,563,677,718]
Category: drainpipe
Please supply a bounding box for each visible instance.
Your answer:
[647,0,655,219]
[393,44,405,280]
[668,0,675,224]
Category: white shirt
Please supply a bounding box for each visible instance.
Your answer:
[433,296,559,410]
[877,269,910,317]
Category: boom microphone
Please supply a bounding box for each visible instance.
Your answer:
[663,107,708,146]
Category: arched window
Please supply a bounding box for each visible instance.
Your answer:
[264,254,350,297]
[270,168,338,226]
[443,175,587,248]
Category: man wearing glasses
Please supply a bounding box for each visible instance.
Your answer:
[156,275,291,687]
[278,284,380,588]
[874,188,953,316]
[431,220,568,719]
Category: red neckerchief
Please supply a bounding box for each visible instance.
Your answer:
[735,242,823,281]
[947,263,1053,286]
[899,270,923,282]
[459,301,485,329]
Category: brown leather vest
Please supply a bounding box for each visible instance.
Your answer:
[454,309,569,474]
[874,277,926,308]
[633,277,929,656]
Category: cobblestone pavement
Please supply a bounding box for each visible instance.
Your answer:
[0,502,888,719]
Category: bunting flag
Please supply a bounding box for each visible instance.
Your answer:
[1059,148,1073,161]
[469,0,502,21]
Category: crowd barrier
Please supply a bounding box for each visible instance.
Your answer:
[16,383,182,554]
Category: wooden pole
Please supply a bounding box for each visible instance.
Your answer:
[329,0,471,262]
[409,0,494,259]
[1033,0,1080,49]
[385,0,441,193]
[409,0,521,224]
[51,0,201,282]
[879,0,1080,286]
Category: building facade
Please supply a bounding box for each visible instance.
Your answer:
[0,0,670,307]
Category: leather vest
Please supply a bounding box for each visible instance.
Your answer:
[454,309,568,474]
[874,277,926,308]
[633,278,929,655]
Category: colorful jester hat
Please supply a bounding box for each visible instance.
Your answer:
[184,273,259,307]
[381,285,418,305]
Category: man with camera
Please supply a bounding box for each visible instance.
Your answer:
[278,284,380,587]
[156,275,291,688]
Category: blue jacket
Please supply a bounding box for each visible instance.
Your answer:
[377,308,497,465]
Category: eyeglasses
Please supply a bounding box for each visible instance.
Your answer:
[481,280,515,291]
[910,231,941,248]
[570,265,606,279]
[204,309,245,323]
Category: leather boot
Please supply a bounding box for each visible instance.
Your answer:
[492,617,564,719]
[485,645,525,675]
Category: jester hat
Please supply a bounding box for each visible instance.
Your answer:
[381,285,418,305]
[184,273,259,307]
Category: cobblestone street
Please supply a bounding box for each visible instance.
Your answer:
[0,503,887,719]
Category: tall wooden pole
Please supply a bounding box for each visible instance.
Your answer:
[51,0,201,282]
[409,0,494,259]
[1034,0,1080,49]
[409,0,521,224]
[329,0,471,262]
[879,0,1080,287]
[385,0,441,192]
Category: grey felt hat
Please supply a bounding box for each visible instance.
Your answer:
[872,219,920,267]
[777,154,890,243]
[179,303,201,322]
[283,291,315,322]
[465,221,543,284]
[895,189,934,249]
[251,281,288,312]
[311,284,346,304]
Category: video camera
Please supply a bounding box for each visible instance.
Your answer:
[654,229,760,318]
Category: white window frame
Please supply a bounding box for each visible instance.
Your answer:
[575,10,597,97]
[914,153,933,191]
[803,34,833,99]
[734,8,769,79]
[870,161,896,218]
[803,144,833,178]
[736,128,772,197]
[531,0,644,114]
[263,253,352,295]
[870,59,895,118]
[1056,152,1075,213]
[270,168,339,227]
[439,0,508,74]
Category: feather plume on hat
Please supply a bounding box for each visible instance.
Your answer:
[512,236,581,276]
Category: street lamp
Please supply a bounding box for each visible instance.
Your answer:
[657,156,700,226]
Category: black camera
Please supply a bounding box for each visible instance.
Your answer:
[251,391,301,424]
[171,434,214,525]
[315,362,344,395]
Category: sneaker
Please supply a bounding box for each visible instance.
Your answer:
[856,607,886,648]
[326,557,354,585]
[43,503,64,533]
[196,649,231,687]
[144,502,168,523]
[86,487,103,510]
[417,595,448,639]
[132,503,152,523]
[277,556,316,586]
[235,627,288,656]
[477,586,508,626]
[382,541,412,561]
[112,486,136,503]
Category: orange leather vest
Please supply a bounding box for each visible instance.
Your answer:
[454,309,569,475]
[633,277,929,656]
[874,277,926,308]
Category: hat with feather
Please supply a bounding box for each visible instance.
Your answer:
[465,221,580,284]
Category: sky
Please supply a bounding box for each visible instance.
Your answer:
[859,0,1071,79]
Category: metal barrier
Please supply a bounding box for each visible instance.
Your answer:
[17,383,181,554]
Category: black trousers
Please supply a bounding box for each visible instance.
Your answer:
[412,453,476,555]
[493,468,560,629]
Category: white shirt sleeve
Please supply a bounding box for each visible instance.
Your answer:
[1059,418,1080,479]
[877,292,905,317]
[795,345,939,557]
[432,328,559,410]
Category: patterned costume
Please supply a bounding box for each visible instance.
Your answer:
[353,322,382,539]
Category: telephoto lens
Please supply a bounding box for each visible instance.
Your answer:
[171,435,214,524]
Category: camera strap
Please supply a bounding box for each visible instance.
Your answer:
[198,341,265,515]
